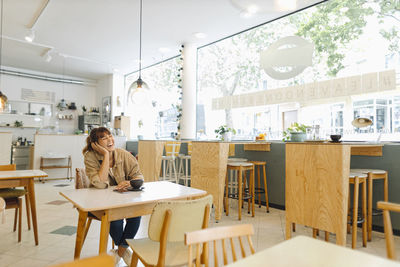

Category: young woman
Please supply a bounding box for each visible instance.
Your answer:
[82,127,142,265]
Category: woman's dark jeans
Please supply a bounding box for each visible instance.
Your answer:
[109,216,141,248]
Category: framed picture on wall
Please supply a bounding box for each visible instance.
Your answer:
[102,96,112,125]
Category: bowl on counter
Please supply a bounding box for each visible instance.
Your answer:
[330,134,342,142]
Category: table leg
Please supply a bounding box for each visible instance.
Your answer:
[99,211,110,254]
[74,210,88,259]
[28,178,39,245]
[368,174,373,242]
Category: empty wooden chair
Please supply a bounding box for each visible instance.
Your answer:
[49,254,114,267]
[0,164,31,242]
[127,194,213,267]
[185,224,255,267]
[377,201,400,260]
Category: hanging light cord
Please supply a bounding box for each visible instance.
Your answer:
[138,0,142,78]
[0,0,3,87]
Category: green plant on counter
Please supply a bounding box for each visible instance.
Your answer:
[282,122,308,141]
[215,125,236,140]
[14,120,23,127]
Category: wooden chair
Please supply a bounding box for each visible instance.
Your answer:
[185,224,255,267]
[377,201,400,260]
[74,168,115,250]
[49,254,114,267]
[126,194,213,267]
[0,164,31,242]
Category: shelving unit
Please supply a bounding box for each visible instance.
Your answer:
[39,155,72,182]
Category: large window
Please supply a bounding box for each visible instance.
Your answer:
[125,57,180,139]
[197,0,400,140]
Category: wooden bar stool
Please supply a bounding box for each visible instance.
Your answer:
[225,162,255,220]
[317,172,367,249]
[351,168,388,241]
[248,161,269,213]
[348,172,368,249]
[161,141,181,183]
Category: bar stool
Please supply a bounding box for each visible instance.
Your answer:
[161,142,181,183]
[227,158,248,197]
[351,168,389,241]
[348,172,368,249]
[313,172,367,249]
[178,142,192,186]
[248,161,269,213]
[225,162,255,220]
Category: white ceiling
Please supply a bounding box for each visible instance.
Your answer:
[2,0,323,81]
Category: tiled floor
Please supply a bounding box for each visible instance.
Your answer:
[0,180,398,267]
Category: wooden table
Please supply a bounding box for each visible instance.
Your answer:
[0,170,48,245]
[226,236,399,267]
[285,143,383,245]
[60,181,206,259]
[191,141,271,221]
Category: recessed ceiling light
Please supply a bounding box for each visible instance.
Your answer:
[25,29,35,43]
[193,32,207,39]
[158,47,171,53]
[247,4,259,14]
[240,11,253,18]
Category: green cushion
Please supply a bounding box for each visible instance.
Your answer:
[0,188,26,198]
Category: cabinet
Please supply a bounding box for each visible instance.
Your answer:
[114,116,130,139]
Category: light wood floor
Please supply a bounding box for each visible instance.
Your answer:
[0,180,398,267]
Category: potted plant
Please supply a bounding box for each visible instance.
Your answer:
[282,122,309,142]
[215,125,236,141]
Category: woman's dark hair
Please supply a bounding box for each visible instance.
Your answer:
[82,127,112,154]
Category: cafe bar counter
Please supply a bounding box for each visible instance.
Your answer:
[127,140,400,232]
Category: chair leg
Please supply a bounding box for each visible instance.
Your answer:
[238,167,243,221]
[325,231,330,241]
[225,170,229,216]
[362,179,367,247]
[257,166,261,207]
[130,251,139,267]
[25,192,31,230]
[251,168,255,217]
[292,223,296,232]
[18,198,22,242]
[352,177,360,249]
[262,164,269,213]
[313,228,318,238]
[13,206,18,232]
[347,183,351,234]
[367,174,373,241]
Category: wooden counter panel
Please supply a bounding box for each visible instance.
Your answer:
[285,144,351,245]
[243,143,271,151]
[191,142,229,221]
[138,141,165,182]
[351,146,382,156]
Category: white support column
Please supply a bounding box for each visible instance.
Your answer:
[181,43,197,139]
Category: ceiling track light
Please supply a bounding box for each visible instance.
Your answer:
[25,0,51,43]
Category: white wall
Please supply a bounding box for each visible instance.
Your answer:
[1,67,98,134]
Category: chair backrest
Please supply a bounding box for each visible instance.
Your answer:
[0,164,16,171]
[377,201,400,260]
[49,254,114,267]
[165,141,181,157]
[149,194,212,242]
[185,224,255,267]
[75,168,91,189]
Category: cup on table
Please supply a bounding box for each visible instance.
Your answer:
[130,179,144,189]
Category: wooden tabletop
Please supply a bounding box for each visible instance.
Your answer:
[227,236,399,267]
[0,170,48,179]
[60,181,207,212]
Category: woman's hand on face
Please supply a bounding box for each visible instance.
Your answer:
[91,142,109,156]
[115,180,131,192]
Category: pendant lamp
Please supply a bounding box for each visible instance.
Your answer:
[0,0,7,113]
[128,0,149,104]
